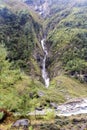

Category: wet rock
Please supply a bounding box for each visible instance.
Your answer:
[37,55,41,62]
[11,119,29,129]
[50,102,58,109]
[46,57,51,68]
[36,54,43,68]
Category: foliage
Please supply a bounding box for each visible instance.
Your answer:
[0,45,43,113]
[0,45,22,111]
[0,45,22,88]
[0,0,87,121]
[0,112,4,120]
[46,3,87,75]
[0,8,42,76]
[44,110,55,121]
[65,58,87,73]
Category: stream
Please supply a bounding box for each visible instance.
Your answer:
[29,98,87,117]
[40,39,87,116]
[57,98,87,116]
[41,39,49,88]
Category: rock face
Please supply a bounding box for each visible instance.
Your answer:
[24,0,50,17]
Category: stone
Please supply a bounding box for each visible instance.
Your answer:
[11,119,29,129]
[37,91,45,97]
[50,102,58,109]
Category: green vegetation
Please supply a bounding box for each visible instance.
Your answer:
[0,45,21,88]
[0,45,44,114]
[50,75,87,99]
[45,3,87,76]
[1,114,87,130]
[0,45,24,111]
[0,1,87,129]
[1,44,86,116]
[0,7,42,77]
[44,110,55,121]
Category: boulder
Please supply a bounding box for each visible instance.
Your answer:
[11,119,29,129]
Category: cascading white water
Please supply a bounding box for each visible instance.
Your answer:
[41,39,49,88]
[57,98,87,116]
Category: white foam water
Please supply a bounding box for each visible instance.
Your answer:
[41,39,49,88]
[57,99,87,116]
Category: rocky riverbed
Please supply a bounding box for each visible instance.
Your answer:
[0,98,87,130]
[0,114,87,130]
[29,98,87,117]
[33,114,87,130]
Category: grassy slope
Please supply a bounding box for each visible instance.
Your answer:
[50,75,87,101]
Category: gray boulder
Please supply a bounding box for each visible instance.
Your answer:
[11,119,29,129]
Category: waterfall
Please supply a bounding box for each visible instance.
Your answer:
[41,39,49,88]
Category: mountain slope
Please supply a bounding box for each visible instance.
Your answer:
[23,0,87,81]
[0,0,87,123]
[0,0,46,114]
[0,0,44,79]
[43,0,87,81]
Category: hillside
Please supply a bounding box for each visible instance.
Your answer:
[43,0,87,82]
[23,0,87,82]
[0,0,44,117]
[0,0,87,129]
[0,0,44,79]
